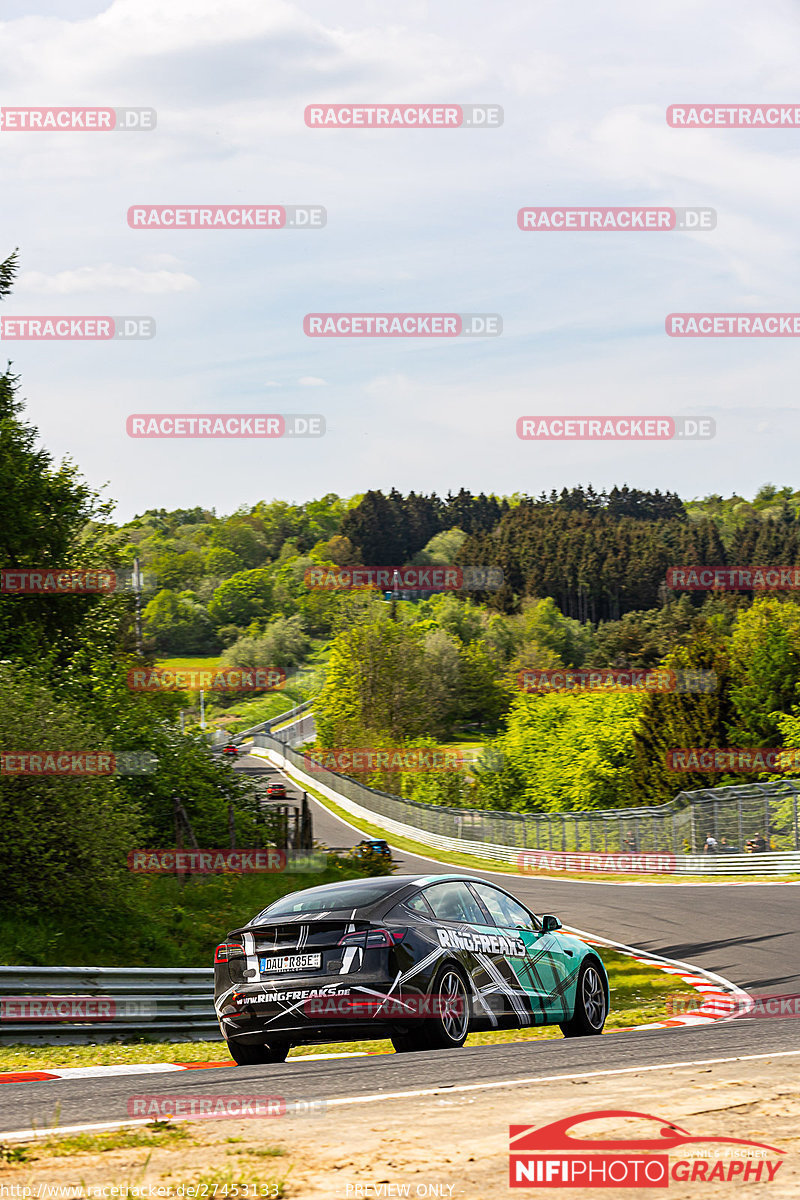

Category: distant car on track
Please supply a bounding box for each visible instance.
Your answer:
[214,873,609,1064]
[266,781,288,799]
[354,838,392,860]
[221,744,239,759]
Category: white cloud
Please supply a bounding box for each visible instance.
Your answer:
[3,0,800,516]
[18,264,198,294]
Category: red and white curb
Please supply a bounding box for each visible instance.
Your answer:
[0,1050,366,1086]
[570,926,752,1031]
[0,934,751,1086]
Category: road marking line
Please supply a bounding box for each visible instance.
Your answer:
[3,1049,800,1141]
[316,1048,800,1108]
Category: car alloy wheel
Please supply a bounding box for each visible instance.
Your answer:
[581,965,606,1030]
[559,959,607,1038]
[391,965,471,1053]
[438,968,470,1043]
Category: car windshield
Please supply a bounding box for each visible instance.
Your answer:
[251,879,402,920]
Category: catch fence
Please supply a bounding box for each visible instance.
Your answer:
[252,731,800,871]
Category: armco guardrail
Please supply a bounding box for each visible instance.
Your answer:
[253,738,800,876]
[0,967,219,1045]
[225,699,313,747]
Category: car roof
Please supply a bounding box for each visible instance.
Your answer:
[236,873,531,931]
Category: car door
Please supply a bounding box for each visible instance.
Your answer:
[469,881,574,1023]
[422,880,531,1028]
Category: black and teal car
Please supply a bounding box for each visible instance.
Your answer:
[354,838,392,860]
[214,873,609,1064]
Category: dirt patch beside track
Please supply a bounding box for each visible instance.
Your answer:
[2,1055,798,1198]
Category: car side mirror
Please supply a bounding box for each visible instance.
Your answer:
[541,915,562,933]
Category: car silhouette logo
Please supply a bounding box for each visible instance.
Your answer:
[510,1110,784,1155]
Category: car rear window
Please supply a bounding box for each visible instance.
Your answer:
[252,880,401,920]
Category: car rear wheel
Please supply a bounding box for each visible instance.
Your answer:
[391,965,470,1053]
[227,1038,290,1065]
[559,960,607,1037]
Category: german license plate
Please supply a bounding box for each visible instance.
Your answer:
[260,953,322,973]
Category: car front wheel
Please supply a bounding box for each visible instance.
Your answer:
[560,960,607,1037]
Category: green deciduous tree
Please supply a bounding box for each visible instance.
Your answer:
[208,568,274,626]
[0,668,143,918]
[727,597,800,745]
[142,589,217,654]
[221,614,310,673]
[478,691,642,813]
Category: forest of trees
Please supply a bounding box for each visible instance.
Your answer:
[99,482,800,660]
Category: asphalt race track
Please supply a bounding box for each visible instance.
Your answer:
[2,751,799,1136]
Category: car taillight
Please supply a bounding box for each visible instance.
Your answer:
[215,941,245,963]
[338,927,406,948]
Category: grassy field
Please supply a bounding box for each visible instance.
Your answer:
[155,656,303,732]
[0,862,367,969]
[156,656,224,675]
[0,949,685,1072]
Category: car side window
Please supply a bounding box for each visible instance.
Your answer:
[470,882,539,932]
[398,891,434,918]
[423,881,488,925]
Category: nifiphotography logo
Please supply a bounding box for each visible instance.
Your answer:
[509,1110,785,1188]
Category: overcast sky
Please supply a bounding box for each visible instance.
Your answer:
[2,0,800,521]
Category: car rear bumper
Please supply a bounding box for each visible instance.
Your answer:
[217,979,441,1044]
